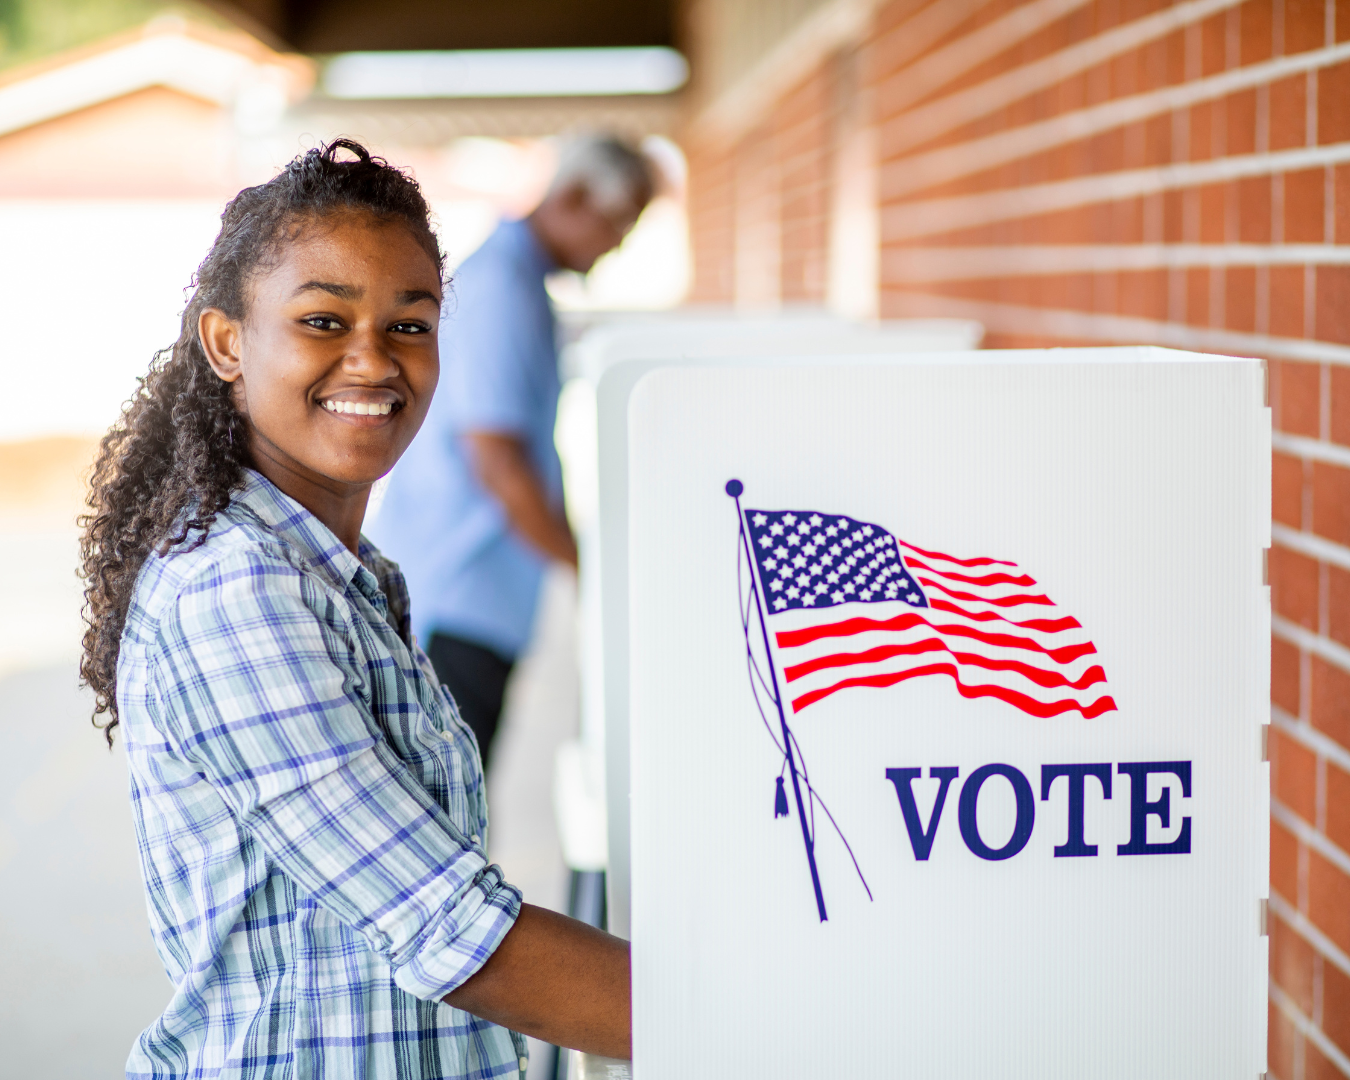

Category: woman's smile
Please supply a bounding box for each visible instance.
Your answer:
[319,395,402,420]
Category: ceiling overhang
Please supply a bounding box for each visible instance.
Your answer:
[201,0,676,54]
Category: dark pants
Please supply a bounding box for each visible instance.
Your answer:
[425,633,514,773]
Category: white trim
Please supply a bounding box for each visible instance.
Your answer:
[881,40,1350,201]
[884,243,1350,281]
[1272,614,1350,678]
[882,142,1350,242]
[1271,705,1350,785]
[1269,982,1350,1075]
[1268,890,1350,982]
[1271,797,1350,880]
[880,0,1243,159]
[1271,523,1350,576]
[882,289,1350,366]
[1271,432,1350,472]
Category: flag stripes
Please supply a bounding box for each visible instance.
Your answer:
[750,514,1116,719]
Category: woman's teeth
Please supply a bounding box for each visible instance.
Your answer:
[323,400,393,416]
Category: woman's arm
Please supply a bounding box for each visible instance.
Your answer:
[445,903,631,1059]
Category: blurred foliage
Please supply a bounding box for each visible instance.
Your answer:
[0,0,228,74]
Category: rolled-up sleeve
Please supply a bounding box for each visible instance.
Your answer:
[153,546,520,1000]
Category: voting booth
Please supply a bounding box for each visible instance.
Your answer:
[551,316,986,921]
[599,348,1268,1076]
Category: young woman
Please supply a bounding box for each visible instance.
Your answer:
[80,140,629,1078]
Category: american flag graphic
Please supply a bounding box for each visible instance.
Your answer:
[743,508,1117,720]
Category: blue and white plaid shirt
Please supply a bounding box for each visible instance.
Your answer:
[118,469,527,1079]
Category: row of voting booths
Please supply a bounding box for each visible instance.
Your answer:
[549,313,1271,1078]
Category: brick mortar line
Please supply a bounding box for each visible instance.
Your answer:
[1271,526,1350,575]
[1269,889,1350,982]
[1269,981,1350,1076]
[1272,703,1350,777]
[880,289,1350,366]
[876,0,1115,127]
[881,40,1350,201]
[1271,433,1350,472]
[880,0,1245,159]
[882,141,1350,242]
[1272,613,1350,678]
[1271,796,1350,880]
[883,243,1350,281]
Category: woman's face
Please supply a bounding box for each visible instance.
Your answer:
[201,211,442,493]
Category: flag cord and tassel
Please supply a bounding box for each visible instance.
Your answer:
[727,478,828,923]
[774,775,790,818]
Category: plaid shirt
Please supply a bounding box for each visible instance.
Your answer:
[118,470,527,1079]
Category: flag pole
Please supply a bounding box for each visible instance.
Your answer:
[726,479,828,923]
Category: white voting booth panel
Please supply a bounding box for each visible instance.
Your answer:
[567,314,983,383]
[555,318,983,908]
[626,354,1269,1078]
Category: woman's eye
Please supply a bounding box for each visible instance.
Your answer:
[303,315,343,331]
[391,321,431,334]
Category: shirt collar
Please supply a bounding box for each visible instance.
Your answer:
[231,469,377,599]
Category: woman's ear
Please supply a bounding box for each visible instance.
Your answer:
[199,308,244,383]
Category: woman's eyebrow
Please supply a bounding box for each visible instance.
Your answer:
[398,288,442,306]
[293,280,361,300]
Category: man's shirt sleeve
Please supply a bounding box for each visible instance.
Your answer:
[152,546,521,1001]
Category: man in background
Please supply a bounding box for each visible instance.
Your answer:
[370,134,655,771]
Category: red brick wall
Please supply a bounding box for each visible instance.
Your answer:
[682,1,1350,1073]
[685,62,837,306]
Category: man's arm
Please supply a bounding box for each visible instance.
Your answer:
[444,902,631,1058]
[464,431,577,569]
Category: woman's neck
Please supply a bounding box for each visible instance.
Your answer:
[248,437,372,555]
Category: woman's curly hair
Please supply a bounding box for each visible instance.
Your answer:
[80,138,445,744]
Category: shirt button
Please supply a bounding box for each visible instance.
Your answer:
[442,731,456,743]
[471,834,481,844]
[519,1056,528,1073]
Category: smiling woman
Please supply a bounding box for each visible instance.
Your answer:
[78,140,629,1078]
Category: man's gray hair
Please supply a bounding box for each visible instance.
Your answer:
[549,133,656,215]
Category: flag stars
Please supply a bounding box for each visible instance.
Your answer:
[746,508,926,613]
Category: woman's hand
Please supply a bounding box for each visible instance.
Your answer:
[444,902,631,1059]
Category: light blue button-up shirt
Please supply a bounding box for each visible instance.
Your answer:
[369,219,564,660]
[119,469,526,1079]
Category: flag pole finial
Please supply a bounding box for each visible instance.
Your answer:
[725,479,743,498]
